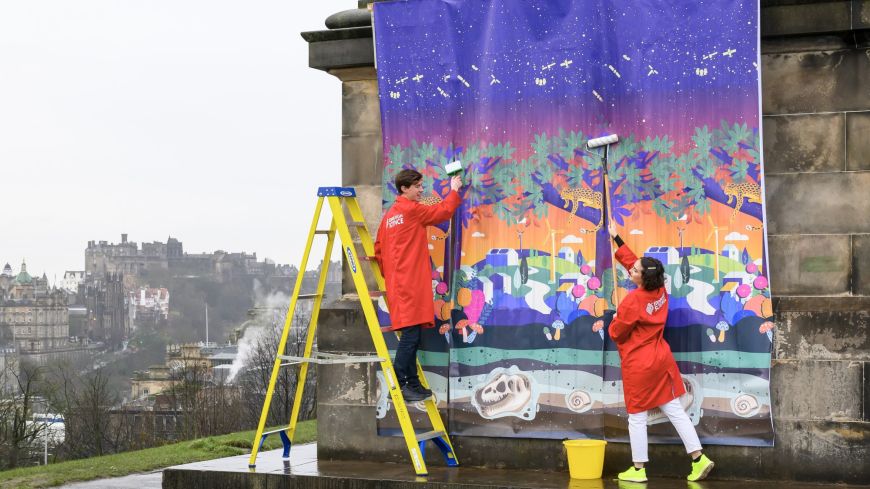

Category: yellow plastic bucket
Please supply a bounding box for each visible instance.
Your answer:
[563,439,607,479]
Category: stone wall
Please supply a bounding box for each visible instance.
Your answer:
[304,1,869,483]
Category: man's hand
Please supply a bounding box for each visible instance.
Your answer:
[450,175,462,192]
[608,221,618,238]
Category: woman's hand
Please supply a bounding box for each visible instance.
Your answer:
[450,175,462,192]
[608,221,618,238]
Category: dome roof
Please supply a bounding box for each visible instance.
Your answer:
[15,260,32,284]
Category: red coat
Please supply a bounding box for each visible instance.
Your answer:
[374,192,461,331]
[608,243,685,414]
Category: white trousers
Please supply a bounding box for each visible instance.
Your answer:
[628,398,702,463]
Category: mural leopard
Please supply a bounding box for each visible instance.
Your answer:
[724,181,762,222]
[559,186,603,233]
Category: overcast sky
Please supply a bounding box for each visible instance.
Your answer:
[0,1,347,280]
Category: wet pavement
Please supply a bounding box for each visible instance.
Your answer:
[59,471,162,488]
[162,443,870,489]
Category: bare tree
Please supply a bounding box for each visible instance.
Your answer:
[0,360,48,469]
[44,364,132,460]
[238,308,315,428]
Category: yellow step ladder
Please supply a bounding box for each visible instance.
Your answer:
[247,186,458,476]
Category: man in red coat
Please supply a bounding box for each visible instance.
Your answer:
[374,169,462,402]
[602,222,715,482]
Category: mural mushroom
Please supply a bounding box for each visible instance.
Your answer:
[716,321,730,342]
[552,319,566,341]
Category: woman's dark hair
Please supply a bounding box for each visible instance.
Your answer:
[395,169,423,194]
[639,256,665,291]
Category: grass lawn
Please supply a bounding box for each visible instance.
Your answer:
[0,420,316,489]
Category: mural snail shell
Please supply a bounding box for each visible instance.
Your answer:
[731,393,760,418]
[565,389,593,413]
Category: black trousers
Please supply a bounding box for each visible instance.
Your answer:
[394,324,422,387]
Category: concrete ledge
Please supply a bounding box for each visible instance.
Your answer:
[761,1,852,37]
[307,36,374,72]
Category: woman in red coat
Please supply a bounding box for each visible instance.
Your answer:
[603,222,715,482]
[374,169,462,402]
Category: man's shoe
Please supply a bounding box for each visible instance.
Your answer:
[400,385,427,402]
[408,382,433,397]
[687,454,714,481]
[617,466,647,482]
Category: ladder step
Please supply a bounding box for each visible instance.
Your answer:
[297,293,322,300]
[261,428,287,436]
[415,430,446,442]
[314,230,333,235]
[369,291,385,298]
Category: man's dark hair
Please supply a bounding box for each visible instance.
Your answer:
[395,169,423,194]
[640,256,665,291]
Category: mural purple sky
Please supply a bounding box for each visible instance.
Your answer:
[376,0,758,151]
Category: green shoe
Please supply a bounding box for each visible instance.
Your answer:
[617,466,648,482]
[687,454,714,481]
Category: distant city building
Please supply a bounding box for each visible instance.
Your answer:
[0,260,71,354]
[129,287,170,327]
[79,272,129,349]
[86,234,275,286]
[131,342,238,400]
[60,271,86,294]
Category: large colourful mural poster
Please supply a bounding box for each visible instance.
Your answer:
[372,0,774,446]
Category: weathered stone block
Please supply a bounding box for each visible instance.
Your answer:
[764,173,870,234]
[773,299,870,360]
[317,403,448,466]
[451,437,568,471]
[761,1,851,37]
[342,79,381,136]
[858,0,870,29]
[771,419,870,483]
[762,113,845,173]
[316,361,377,406]
[762,48,870,114]
[865,362,870,422]
[342,134,383,187]
[854,234,870,295]
[320,299,380,353]
[767,235,851,294]
[771,359,864,420]
[846,111,870,171]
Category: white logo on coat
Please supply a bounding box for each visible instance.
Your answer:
[646,292,666,315]
[386,214,404,229]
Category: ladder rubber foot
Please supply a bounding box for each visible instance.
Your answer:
[248,464,256,468]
